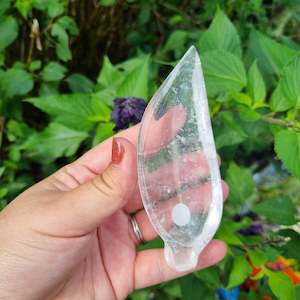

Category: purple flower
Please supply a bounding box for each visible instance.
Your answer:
[111,97,147,130]
[239,224,264,236]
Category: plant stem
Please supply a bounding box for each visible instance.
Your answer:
[261,116,300,132]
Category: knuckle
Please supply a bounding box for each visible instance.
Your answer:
[91,169,123,201]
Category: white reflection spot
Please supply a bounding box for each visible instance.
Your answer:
[172,203,191,226]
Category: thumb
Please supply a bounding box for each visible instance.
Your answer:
[49,137,137,235]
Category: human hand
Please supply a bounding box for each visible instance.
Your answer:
[0,124,228,300]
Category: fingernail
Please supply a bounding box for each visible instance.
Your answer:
[112,137,124,164]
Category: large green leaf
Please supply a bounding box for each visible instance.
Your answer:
[279,53,300,108]
[51,23,71,61]
[92,122,115,146]
[97,56,123,90]
[25,123,88,162]
[117,56,150,100]
[270,85,293,112]
[15,0,32,18]
[227,256,252,288]
[247,60,266,105]
[195,267,221,288]
[202,50,246,97]
[215,112,248,149]
[179,275,215,300]
[42,62,67,82]
[0,0,11,16]
[66,73,95,93]
[199,9,241,57]
[253,196,297,225]
[275,130,300,179]
[267,271,295,300]
[0,68,33,98]
[27,94,111,131]
[226,163,256,204]
[0,16,18,51]
[248,30,297,77]
[163,30,188,53]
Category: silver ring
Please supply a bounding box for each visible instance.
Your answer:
[130,215,145,244]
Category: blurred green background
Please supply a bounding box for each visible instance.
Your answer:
[0,0,300,299]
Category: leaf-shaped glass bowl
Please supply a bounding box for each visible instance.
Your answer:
[137,46,223,272]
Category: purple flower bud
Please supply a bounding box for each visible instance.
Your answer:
[238,224,264,236]
[111,97,147,130]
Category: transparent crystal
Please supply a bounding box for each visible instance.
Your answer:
[137,46,223,272]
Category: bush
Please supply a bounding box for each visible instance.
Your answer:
[0,0,300,299]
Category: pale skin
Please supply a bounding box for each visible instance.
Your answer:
[0,124,229,300]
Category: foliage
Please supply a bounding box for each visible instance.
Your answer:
[0,0,300,299]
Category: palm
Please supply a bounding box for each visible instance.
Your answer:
[51,210,136,300]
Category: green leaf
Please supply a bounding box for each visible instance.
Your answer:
[202,50,246,97]
[267,271,295,300]
[42,62,67,82]
[27,94,110,131]
[117,56,149,99]
[66,73,95,93]
[226,163,256,203]
[0,16,19,51]
[247,61,266,104]
[39,82,59,96]
[29,60,41,71]
[215,221,243,246]
[57,16,79,36]
[199,9,241,57]
[0,68,33,98]
[248,30,297,77]
[227,256,252,288]
[275,130,300,178]
[279,53,300,108]
[163,30,188,53]
[279,230,300,261]
[253,196,296,225]
[195,267,221,288]
[0,0,11,16]
[248,249,267,268]
[97,56,123,89]
[15,0,32,18]
[51,23,71,61]
[270,85,293,112]
[92,122,115,146]
[25,123,88,162]
[47,0,64,17]
[215,111,248,149]
[100,0,116,6]
[179,275,215,300]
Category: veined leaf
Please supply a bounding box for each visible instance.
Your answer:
[253,196,297,225]
[0,68,33,98]
[226,162,256,204]
[117,56,150,100]
[248,30,297,77]
[0,16,18,51]
[247,61,266,105]
[267,271,295,300]
[25,123,88,162]
[42,62,67,82]
[202,50,246,97]
[275,130,300,179]
[270,85,293,112]
[227,256,252,288]
[27,94,111,131]
[280,53,300,108]
[199,9,241,57]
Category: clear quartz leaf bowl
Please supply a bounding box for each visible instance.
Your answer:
[137,46,223,272]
